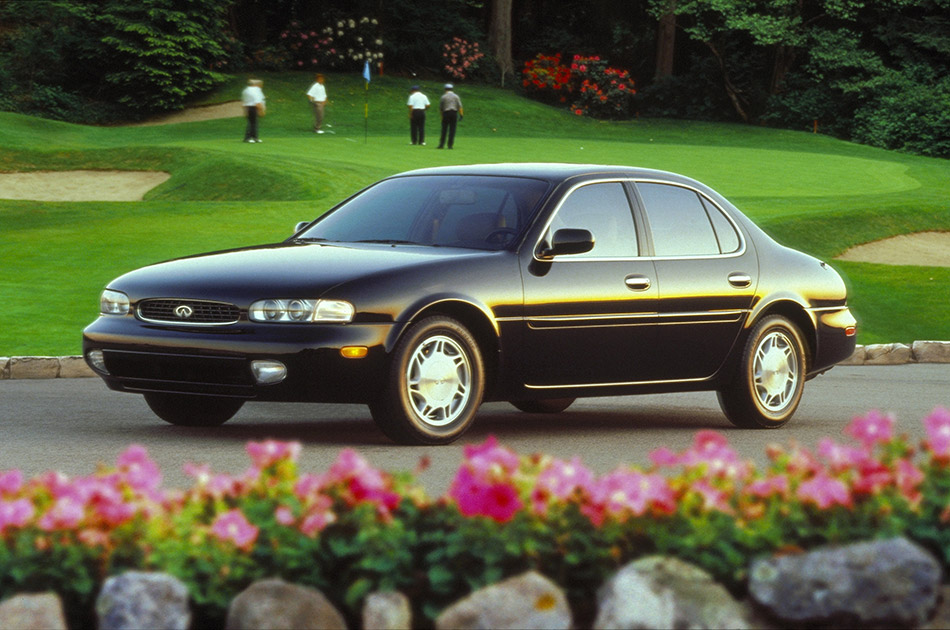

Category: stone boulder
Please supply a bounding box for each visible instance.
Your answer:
[863,343,913,365]
[362,591,412,630]
[0,592,67,630]
[913,341,950,363]
[435,571,571,630]
[96,571,191,630]
[749,537,941,628]
[225,578,346,630]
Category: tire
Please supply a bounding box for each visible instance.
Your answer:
[510,398,575,414]
[717,315,807,429]
[369,316,484,445]
[144,392,244,427]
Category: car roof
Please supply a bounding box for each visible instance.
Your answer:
[394,162,696,185]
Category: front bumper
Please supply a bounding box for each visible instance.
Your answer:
[82,316,394,402]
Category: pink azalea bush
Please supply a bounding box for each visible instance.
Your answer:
[2,409,950,627]
[442,37,484,81]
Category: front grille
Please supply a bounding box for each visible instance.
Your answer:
[138,299,241,325]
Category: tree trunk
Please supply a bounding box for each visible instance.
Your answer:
[488,0,515,85]
[654,2,677,80]
[705,40,750,123]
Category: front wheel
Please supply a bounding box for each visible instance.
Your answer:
[143,392,244,427]
[718,315,807,429]
[369,316,485,445]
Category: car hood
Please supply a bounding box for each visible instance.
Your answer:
[109,241,493,302]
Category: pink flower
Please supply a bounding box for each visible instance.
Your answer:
[535,457,594,500]
[895,458,924,503]
[0,470,23,496]
[649,447,680,468]
[117,445,162,493]
[692,480,733,514]
[924,407,950,459]
[744,474,789,499]
[246,440,301,470]
[275,506,296,526]
[588,469,675,519]
[796,473,852,510]
[845,410,894,449]
[450,466,523,523]
[38,496,86,531]
[0,498,35,533]
[300,495,336,536]
[210,509,259,550]
[463,436,520,480]
[851,459,892,495]
[817,438,869,472]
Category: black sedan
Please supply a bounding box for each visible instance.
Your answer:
[83,163,857,444]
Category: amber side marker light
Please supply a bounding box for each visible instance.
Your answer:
[341,346,368,359]
[846,326,856,337]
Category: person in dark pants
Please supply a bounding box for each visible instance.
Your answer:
[438,84,463,149]
[242,79,265,143]
[406,85,430,145]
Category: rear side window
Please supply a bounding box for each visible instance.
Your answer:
[637,183,730,256]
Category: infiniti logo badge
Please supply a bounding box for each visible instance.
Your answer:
[174,304,194,319]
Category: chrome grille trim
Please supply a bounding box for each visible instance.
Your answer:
[137,299,240,326]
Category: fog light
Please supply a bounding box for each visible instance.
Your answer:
[340,346,368,359]
[86,350,109,374]
[251,360,287,385]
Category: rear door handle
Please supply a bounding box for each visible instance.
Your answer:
[728,272,752,288]
[624,275,652,291]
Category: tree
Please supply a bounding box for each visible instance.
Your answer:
[488,0,514,84]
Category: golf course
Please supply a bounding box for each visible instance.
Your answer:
[2,71,949,356]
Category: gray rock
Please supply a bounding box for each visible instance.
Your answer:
[96,571,191,630]
[749,537,941,628]
[593,562,675,630]
[0,592,67,630]
[625,556,752,629]
[362,591,411,630]
[837,345,865,365]
[913,340,950,363]
[225,578,346,630]
[864,343,913,365]
[59,355,95,377]
[8,357,59,379]
[435,571,571,630]
[0,356,9,379]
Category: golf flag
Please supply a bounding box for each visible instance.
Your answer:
[362,61,371,143]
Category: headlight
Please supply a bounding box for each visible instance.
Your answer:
[248,299,354,323]
[100,289,130,316]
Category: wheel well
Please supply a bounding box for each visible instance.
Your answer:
[752,302,816,366]
[409,302,501,395]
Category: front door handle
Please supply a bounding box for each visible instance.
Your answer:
[728,272,752,288]
[624,275,652,291]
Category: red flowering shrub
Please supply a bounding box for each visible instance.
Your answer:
[521,53,637,119]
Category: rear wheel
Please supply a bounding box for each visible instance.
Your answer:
[369,316,484,444]
[143,393,244,427]
[718,315,806,429]
[510,398,575,414]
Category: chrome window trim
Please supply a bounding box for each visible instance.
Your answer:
[532,178,748,264]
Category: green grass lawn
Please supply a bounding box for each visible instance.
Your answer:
[2,71,949,356]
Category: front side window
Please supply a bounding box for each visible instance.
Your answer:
[547,182,638,258]
[637,183,728,257]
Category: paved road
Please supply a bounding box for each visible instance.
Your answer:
[1,365,947,495]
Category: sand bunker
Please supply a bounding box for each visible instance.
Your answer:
[835,231,950,267]
[133,101,243,126]
[0,170,170,201]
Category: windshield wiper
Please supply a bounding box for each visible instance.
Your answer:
[295,236,329,242]
[354,239,424,245]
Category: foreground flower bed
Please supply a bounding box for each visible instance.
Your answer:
[2,409,950,628]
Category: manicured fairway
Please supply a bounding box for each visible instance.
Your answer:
[2,72,948,355]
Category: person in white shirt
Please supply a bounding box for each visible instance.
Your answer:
[306,74,328,134]
[241,79,265,143]
[406,85,430,145]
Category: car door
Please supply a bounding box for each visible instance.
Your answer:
[633,181,759,381]
[521,181,658,387]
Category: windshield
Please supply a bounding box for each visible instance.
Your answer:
[298,175,551,250]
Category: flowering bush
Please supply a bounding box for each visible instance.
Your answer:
[279,17,383,71]
[442,37,485,81]
[2,408,950,627]
[521,53,637,119]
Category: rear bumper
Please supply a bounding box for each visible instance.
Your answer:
[82,316,394,402]
[811,307,858,374]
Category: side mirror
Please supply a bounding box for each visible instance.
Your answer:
[538,228,594,259]
[294,221,312,235]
